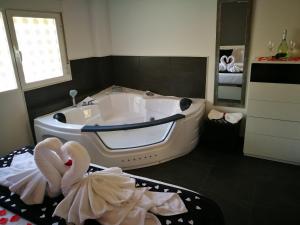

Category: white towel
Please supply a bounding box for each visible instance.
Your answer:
[224,113,243,124]
[227,56,242,73]
[9,168,48,205]
[55,171,187,225]
[219,55,227,72]
[0,138,68,205]
[54,141,187,225]
[0,153,48,205]
[0,153,36,186]
[208,109,224,120]
[34,138,68,198]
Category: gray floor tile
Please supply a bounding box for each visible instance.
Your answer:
[129,141,300,225]
[249,205,300,225]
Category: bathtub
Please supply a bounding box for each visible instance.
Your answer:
[34,86,206,169]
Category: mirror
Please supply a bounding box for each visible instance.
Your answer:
[214,0,252,107]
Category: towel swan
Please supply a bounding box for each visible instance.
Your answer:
[0,138,69,204]
[219,55,227,72]
[33,137,70,197]
[227,55,242,72]
[54,141,187,225]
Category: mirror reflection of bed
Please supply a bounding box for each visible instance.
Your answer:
[218,45,245,102]
[214,0,252,107]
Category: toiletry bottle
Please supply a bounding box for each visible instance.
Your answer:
[276,29,288,58]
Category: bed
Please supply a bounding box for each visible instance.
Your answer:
[0,146,224,225]
[218,72,243,86]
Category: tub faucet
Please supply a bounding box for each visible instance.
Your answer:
[82,99,95,106]
[145,90,154,96]
[111,85,123,92]
[69,89,78,107]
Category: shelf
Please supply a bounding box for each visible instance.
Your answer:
[253,56,300,64]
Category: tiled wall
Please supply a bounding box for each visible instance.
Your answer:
[112,56,207,98]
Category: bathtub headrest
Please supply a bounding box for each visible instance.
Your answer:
[53,113,66,123]
[180,98,192,111]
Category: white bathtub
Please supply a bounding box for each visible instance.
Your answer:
[34,86,205,169]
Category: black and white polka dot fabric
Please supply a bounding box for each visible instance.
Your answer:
[0,147,224,225]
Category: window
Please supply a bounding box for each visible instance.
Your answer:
[0,12,18,92]
[1,10,70,91]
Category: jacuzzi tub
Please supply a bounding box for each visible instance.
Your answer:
[34,86,205,169]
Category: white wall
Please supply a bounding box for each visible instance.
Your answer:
[62,0,94,59]
[108,0,218,104]
[89,0,112,57]
[249,0,300,59]
[0,91,33,155]
[62,0,112,59]
[245,0,300,107]
[62,0,112,58]
[0,0,61,11]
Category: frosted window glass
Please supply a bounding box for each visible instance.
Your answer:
[0,12,17,92]
[13,16,63,83]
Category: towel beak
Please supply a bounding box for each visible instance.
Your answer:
[64,160,72,166]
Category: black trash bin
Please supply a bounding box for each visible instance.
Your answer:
[201,117,241,150]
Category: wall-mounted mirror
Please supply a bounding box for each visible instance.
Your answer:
[214,0,252,107]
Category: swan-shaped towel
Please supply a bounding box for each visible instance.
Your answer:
[0,138,69,204]
[54,141,187,225]
[227,56,242,73]
[219,55,227,72]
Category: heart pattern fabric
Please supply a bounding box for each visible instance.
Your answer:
[0,147,223,225]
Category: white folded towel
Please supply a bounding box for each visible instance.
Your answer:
[224,113,243,124]
[0,153,48,205]
[208,109,224,120]
[8,168,48,204]
[219,55,227,72]
[54,141,187,225]
[0,138,68,205]
[227,56,242,73]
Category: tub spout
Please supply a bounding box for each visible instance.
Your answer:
[145,90,154,96]
[69,89,78,107]
[111,85,123,92]
[82,100,95,106]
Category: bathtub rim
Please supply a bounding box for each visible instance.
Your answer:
[34,86,205,130]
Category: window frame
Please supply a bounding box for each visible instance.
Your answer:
[5,9,71,91]
[0,9,20,93]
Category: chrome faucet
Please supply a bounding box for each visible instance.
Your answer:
[111,85,123,92]
[145,90,154,96]
[82,99,95,106]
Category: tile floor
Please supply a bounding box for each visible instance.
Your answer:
[128,141,300,225]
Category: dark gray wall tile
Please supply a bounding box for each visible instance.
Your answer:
[112,56,207,98]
